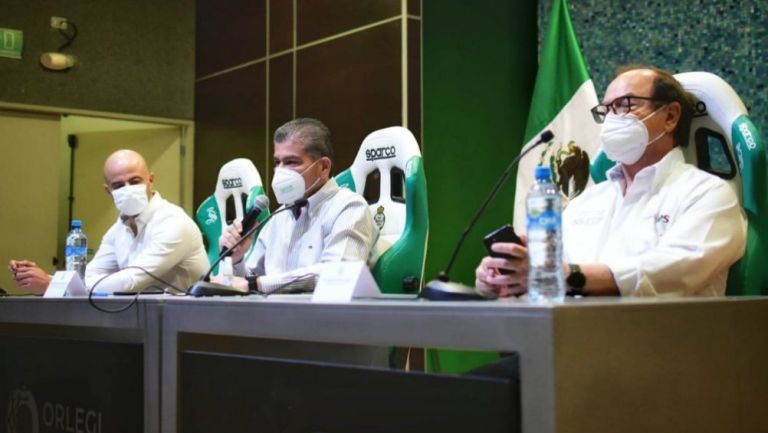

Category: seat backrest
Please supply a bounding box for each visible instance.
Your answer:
[335,126,429,294]
[195,158,269,269]
[590,72,768,295]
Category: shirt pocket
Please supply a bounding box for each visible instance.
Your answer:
[624,214,660,256]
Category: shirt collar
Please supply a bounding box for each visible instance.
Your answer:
[606,147,685,194]
[304,178,339,217]
[121,191,161,231]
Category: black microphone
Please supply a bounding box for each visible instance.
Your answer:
[189,198,310,297]
[218,195,270,258]
[421,130,554,301]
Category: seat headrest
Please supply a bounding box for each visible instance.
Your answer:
[675,72,747,130]
[215,158,264,196]
[351,126,422,176]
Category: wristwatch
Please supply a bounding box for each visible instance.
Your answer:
[246,275,260,293]
[566,263,586,296]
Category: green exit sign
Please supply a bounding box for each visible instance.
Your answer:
[0,28,23,59]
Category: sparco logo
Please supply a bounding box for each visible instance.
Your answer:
[222,177,243,189]
[365,146,396,161]
[739,123,757,150]
[6,388,103,433]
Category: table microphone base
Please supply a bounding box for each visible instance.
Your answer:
[420,279,493,301]
[188,281,249,297]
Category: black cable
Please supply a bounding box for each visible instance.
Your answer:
[87,265,185,314]
[57,21,78,52]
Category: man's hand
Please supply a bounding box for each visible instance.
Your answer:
[475,242,529,298]
[218,220,256,264]
[9,260,51,295]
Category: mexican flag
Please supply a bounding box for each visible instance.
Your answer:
[513,0,601,233]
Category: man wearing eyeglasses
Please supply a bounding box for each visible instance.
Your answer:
[476,65,746,297]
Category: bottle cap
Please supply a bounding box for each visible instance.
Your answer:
[534,166,552,181]
[71,220,82,229]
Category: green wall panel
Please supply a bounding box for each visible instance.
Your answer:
[422,0,537,286]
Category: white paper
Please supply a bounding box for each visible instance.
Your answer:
[312,261,381,303]
[44,271,87,298]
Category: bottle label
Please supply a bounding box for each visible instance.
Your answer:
[65,246,87,257]
[527,209,560,231]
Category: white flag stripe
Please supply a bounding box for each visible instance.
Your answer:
[513,80,601,233]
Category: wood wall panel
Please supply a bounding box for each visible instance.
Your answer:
[269,0,293,53]
[297,0,400,45]
[408,19,422,144]
[196,0,266,77]
[296,21,402,175]
[194,0,420,208]
[194,65,267,206]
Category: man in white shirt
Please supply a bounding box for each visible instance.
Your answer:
[9,149,209,294]
[218,118,378,294]
[476,66,747,297]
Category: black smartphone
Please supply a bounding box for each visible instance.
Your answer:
[483,224,522,275]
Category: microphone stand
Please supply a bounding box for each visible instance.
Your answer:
[421,131,554,300]
[188,198,309,297]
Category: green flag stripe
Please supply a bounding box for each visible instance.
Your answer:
[524,0,591,144]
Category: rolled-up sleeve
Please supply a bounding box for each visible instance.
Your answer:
[605,181,746,296]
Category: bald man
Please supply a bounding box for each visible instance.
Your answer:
[9,149,208,294]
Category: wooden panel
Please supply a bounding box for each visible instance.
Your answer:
[269,54,294,136]
[269,0,294,53]
[408,0,421,16]
[408,18,422,145]
[196,0,266,77]
[297,0,400,45]
[194,65,267,209]
[267,53,295,205]
[296,21,402,175]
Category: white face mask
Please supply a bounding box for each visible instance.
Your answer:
[112,183,150,216]
[599,105,667,165]
[271,159,322,205]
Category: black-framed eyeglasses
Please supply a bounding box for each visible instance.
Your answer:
[590,95,667,124]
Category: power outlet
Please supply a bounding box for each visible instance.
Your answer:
[50,16,68,30]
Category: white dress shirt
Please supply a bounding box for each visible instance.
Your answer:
[563,147,746,296]
[85,192,209,293]
[237,178,378,293]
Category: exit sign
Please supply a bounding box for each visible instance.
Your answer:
[0,28,23,59]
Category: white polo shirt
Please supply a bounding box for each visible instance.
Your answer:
[237,178,378,293]
[563,147,746,296]
[85,192,209,293]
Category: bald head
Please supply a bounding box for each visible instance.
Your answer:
[104,149,149,180]
[103,149,155,196]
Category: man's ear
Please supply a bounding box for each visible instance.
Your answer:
[148,172,156,190]
[665,101,682,133]
[321,157,332,176]
[104,184,111,196]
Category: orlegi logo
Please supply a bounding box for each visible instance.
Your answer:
[6,388,103,433]
[365,146,396,161]
[222,177,243,189]
[6,388,38,433]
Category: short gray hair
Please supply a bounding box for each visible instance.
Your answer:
[273,118,335,164]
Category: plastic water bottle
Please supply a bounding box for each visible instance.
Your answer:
[526,166,565,302]
[220,256,234,286]
[65,220,88,281]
